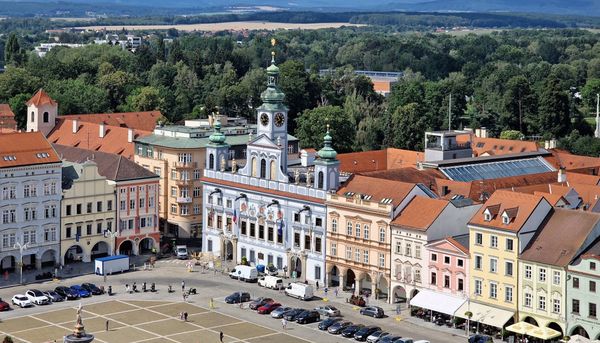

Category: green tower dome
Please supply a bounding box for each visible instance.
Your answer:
[318,125,338,160]
[208,121,226,145]
[260,52,285,104]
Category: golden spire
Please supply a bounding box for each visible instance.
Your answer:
[271,38,277,63]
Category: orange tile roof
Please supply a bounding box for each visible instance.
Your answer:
[336,174,418,207]
[26,89,57,107]
[386,148,423,169]
[391,196,449,231]
[560,182,600,209]
[546,149,600,170]
[468,171,558,201]
[0,131,60,168]
[455,136,539,157]
[446,236,470,254]
[532,191,568,206]
[0,104,14,118]
[564,171,600,185]
[337,148,422,173]
[469,190,548,232]
[0,104,17,133]
[58,111,161,132]
[47,119,151,160]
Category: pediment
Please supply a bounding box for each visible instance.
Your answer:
[248,134,280,149]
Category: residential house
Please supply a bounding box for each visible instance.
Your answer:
[424,234,470,297]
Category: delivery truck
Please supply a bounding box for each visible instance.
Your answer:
[95,255,129,275]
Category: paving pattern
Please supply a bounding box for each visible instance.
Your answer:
[0,300,312,343]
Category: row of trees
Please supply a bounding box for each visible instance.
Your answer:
[1,28,600,154]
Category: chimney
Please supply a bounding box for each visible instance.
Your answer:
[558,168,567,183]
[127,128,133,143]
[475,128,481,138]
[480,127,488,138]
[72,119,78,134]
[544,140,550,149]
[441,185,449,196]
[99,122,106,138]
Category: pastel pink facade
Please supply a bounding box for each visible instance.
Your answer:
[424,237,470,296]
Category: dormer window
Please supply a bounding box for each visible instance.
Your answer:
[502,213,510,225]
[484,212,492,221]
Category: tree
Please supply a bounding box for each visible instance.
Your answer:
[390,103,427,151]
[4,33,25,67]
[98,70,138,111]
[8,93,31,129]
[499,130,524,140]
[124,86,164,112]
[278,60,320,133]
[354,114,383,151]
[582,78,600,116]
[46,78,110,115]
[295,105,355,153]
[0,68,40,102]
[535,78,571,138]
[501,75,536,133]
[3,335,14,343]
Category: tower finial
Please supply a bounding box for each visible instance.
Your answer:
[270,38,277,64]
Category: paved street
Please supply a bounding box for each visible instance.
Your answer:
[0,258,468,343]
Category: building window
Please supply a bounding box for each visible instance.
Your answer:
[170,204,177,214]
[457,259,464,267]
[355,223,361,238]
[347,222,352,236]
[267,227,274,242]
[553,299,561,313]
[506,238,514,251]
[97,201,103,212]
[444,275,450,288]
[77,204,82,214]
[444,256,450,265]
[505,261,513,276]
[525,293,532,308]
[331,219,337,233]
[294,232,300,248]
[315,237,322,253]
[414,269,421,283]
[525,265,532,279]
[85,203,92,214]
[431,253,437,262]
[475,280,482,295]
[395,241,401,254]
[355,249,360,262]
[539,296,546,310]
[379,227,385,242]
[44,227,57,241]
[590,281,596,293]
[129,199,135,210]
[258,225,265,240]
[346,246,352,260]
[573,277,580,288]
[86,224,92,235]
[489,282,497,299]
[553,271,561,285]
[315,266,321,280]
[415,245,421,259]
[250,223,255,237]
[379,253,385,268]
[405,243,412,257]
[475,233,483,245]
[490,258,498,273]
[304,234,310,250]
[331,243,337,256]
[430,272,437,285]
[475,255,482,270]
[97,222,102,234]
[241,221,247,235]
[363,250,369,264]
[458,278,464,291]
[539,268,546,282]
[591,262,597,270]
[590,303,597,318]
[490,235,498,248]
[572,299,580,314]
[194,169,201,179]
[505,286,513,303]
[363,224,369,239]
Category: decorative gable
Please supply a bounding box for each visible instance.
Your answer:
[248,134,280,150]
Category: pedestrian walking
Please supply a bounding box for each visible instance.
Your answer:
[334,287,338,298]
[183,312,188,321]
[209,298,214,309]
[183,293,188,302]
[181,280,185,292]
[125,283,130,294]
[324,287,328,297]
[396,304,401,315]
[105,320,109,331]
[316,281,319,290]
[219,331,224,343]
[281,317,287,330]
[179,312,184,320]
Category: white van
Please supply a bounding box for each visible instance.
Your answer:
[175,245,188,259]
[258,275,284,290]
[228,265,258,282]
[284,282,314,300]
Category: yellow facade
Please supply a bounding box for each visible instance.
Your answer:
[135,147,205,238]
[60,161,116,265]
[469,225,519,312]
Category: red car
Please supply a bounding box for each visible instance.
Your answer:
[257,302,281,314]
[0,298,10,311]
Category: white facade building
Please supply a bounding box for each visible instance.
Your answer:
[0,132,62,274]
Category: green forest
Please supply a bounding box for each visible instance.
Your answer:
[2,27,600,155]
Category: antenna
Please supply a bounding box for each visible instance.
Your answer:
[448,93,452,131]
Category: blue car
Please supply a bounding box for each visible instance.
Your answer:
[70,285,91,298]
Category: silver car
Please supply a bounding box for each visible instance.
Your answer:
[271,306,293,318]
[314,305,341,317]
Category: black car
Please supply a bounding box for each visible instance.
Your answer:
[318,317,342,330]
[54,286,79,300]
[295,310,320,324]
[283,308,306,321]
[378,335,402,343]
[469,334,494,343]
[81,283,103,295]
[225,292,251,304]
[328,321,352,334]
[354,326,381,341]
[249,297,273,310]
[360,306,385,318]
[341,324,365,338]
[43,291,64,302]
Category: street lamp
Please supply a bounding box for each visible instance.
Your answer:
[104,229,118,256]
[14,241,28,285]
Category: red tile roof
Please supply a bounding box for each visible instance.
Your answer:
[0,104,14,118]
[337,148,422,173]
[564,171,600,186]
[391,196,449,231]
[446,236,470,254]
[545,149,600,171]
[0,104,17,133]
[336,174,419,207]
[26,89,57,107]
[47,118,151,159]
[58,111,161,132]
[532,191,569,206]
[470,137,539,157]
[469,190,548,232]
[0,131,60,168]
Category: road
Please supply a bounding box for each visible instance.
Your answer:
[0,258,467,343]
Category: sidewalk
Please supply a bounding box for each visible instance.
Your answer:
[0,254,150,289]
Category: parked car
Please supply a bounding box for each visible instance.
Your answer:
[366,331,389,343]
[314,305,340,317]
[395,338,415,343]
[378,335,402,343]
[354,326,382,341]
[283,308,306,321]
[360,306,385,318]
[25,289,50,305]
[295,310,320,324]
[81,283,103,295]
[11,294,32,308]
[224,292,251,304]
[271,306,293,318]
[258,302,281,314]
[43,291,63,302]
[318,317,342,330]
[249,297,273,310]
[414,340,431,343]
[55,286,79,300]
[0,298,10,311]
[328,321,353,334]
[468,335,494,343]
[70,285,91,298]
[349,295,366,307]
[342,324,365,338]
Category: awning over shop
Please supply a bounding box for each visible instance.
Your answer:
[507,322,537,335]
[408,289,466,316]
[455,302,514,328]
[507,322,561,340]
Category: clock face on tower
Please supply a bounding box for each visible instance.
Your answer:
[260,113,269,126]
[274,112,285,127]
